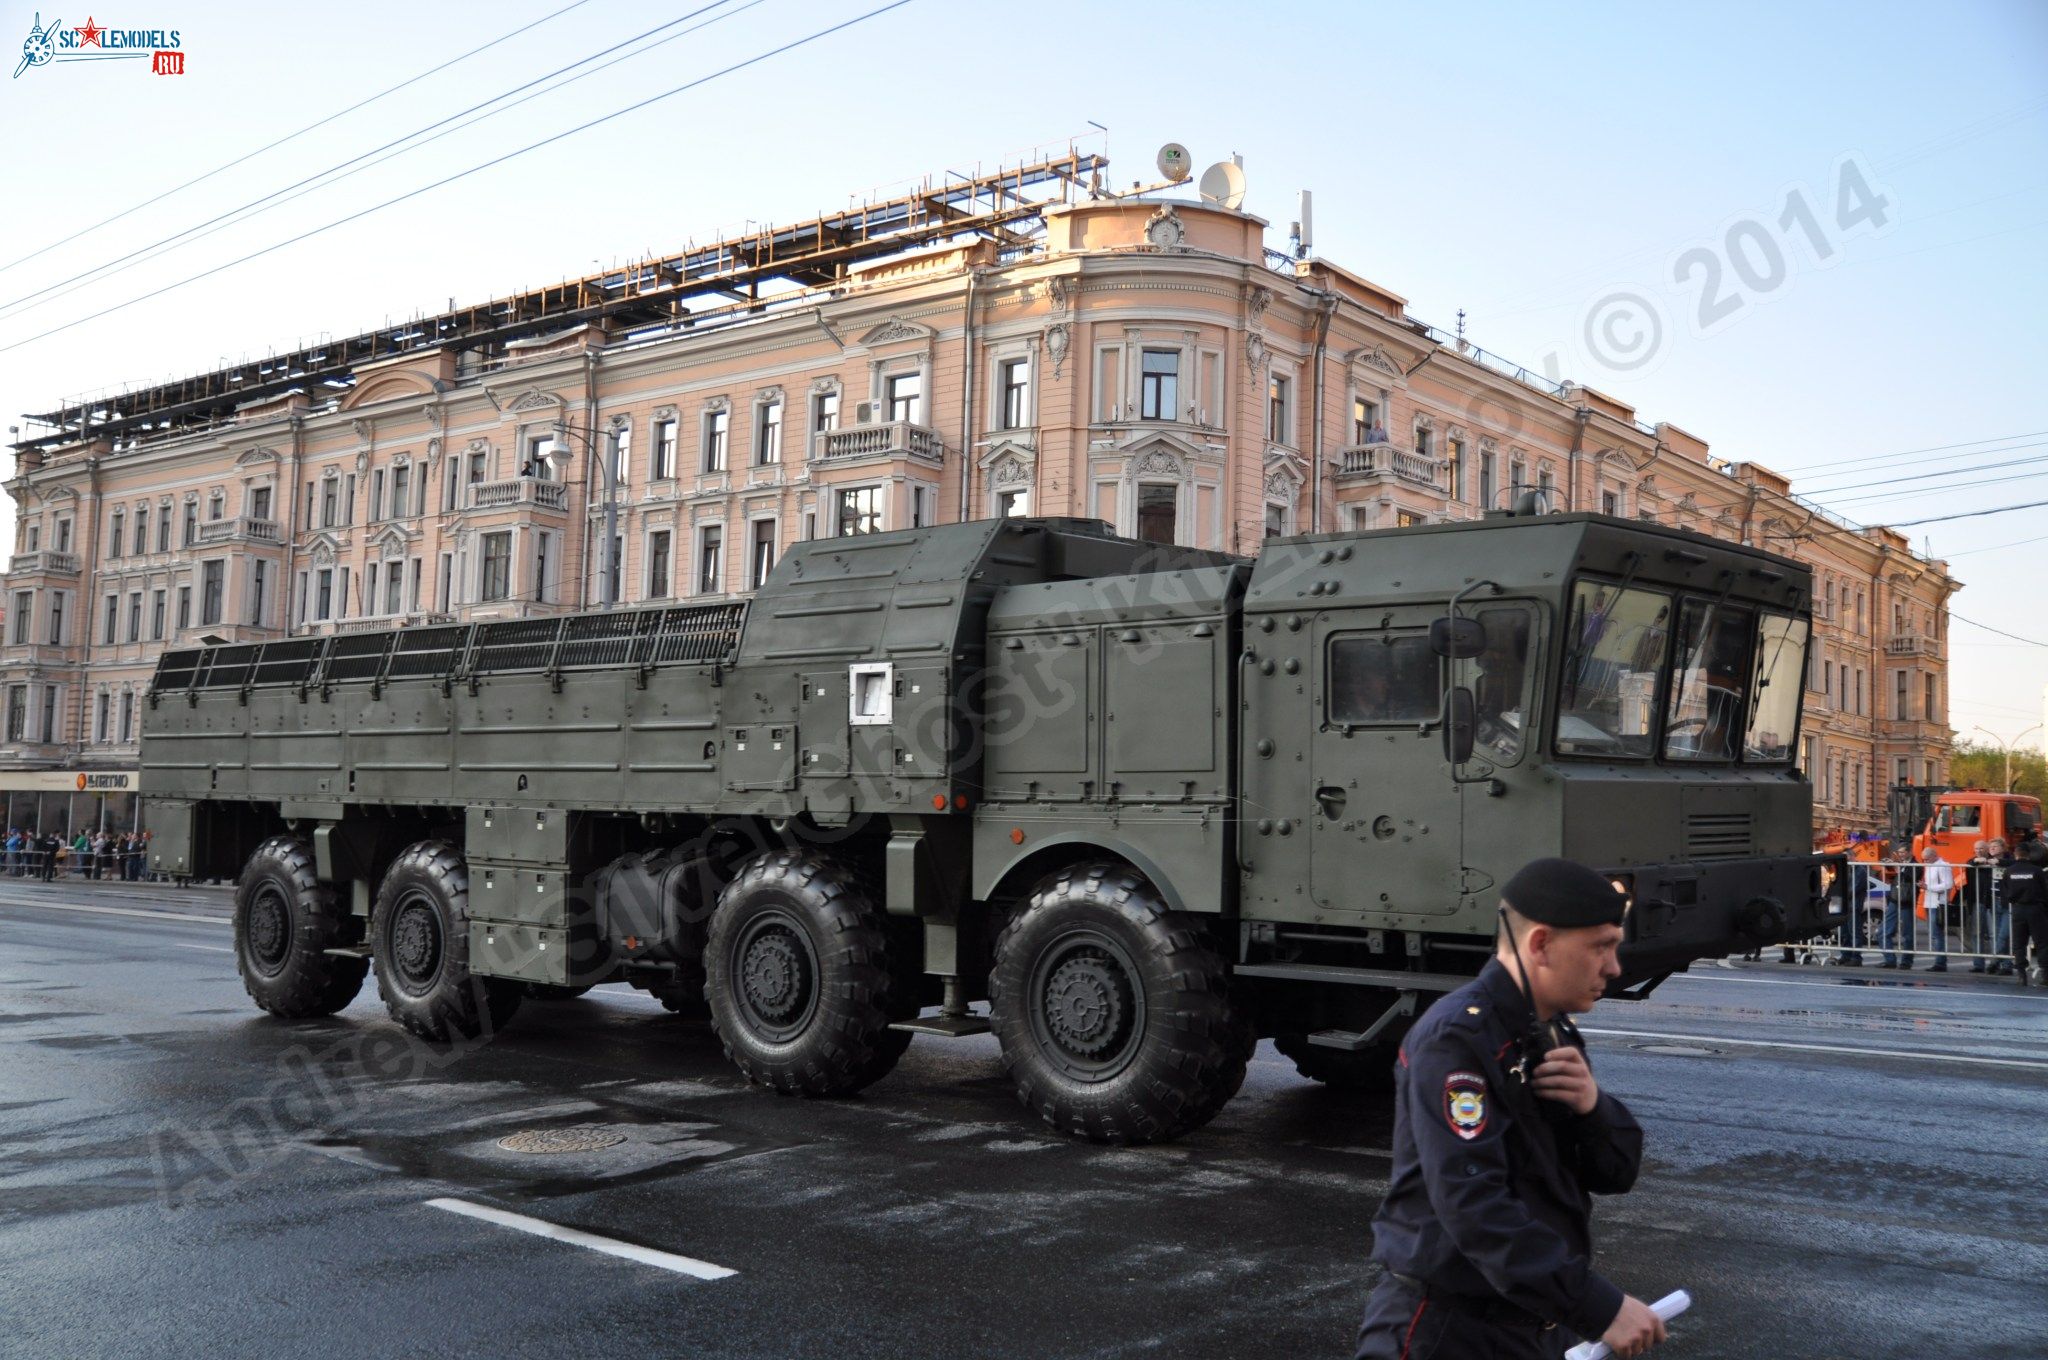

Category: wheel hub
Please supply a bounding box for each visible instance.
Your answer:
[740,928,809,1025]
[246,888,291,973]
[1042,948,1134,1061]
[390,899,442,991]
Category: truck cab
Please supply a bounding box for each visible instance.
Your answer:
[1914,791,2044,863]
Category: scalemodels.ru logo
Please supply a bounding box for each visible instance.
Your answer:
[15,12,185,78]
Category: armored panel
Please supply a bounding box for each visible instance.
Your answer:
[725,724,798,793]
[386,625,469,680]
[469,921,569,985]
[467,806,572,867]
[1105,632,1218,787]
[324,632,393,683]
[470,863,571,926]
[982,630,1095,796]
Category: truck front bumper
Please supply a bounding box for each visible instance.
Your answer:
[1609,852,1844,988]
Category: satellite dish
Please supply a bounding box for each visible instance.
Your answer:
[1198,161,1246,211]
[1156,142,1191,183]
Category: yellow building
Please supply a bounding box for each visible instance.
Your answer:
[2,150,1951,837]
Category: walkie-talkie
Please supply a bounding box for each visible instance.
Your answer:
[1499,906,1566,1087]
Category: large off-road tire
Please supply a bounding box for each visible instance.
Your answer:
[1273,1031,1400,1094]
[989,862,1251,1144]
[371,840,522,1042]
[703,850,911,1096]
[234,836,367,1018]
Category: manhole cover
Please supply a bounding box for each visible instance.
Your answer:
[496,1126,628,1155]
[1631,1042,1722,1057]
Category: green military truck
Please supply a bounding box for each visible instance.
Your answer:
[142,510,1839,1143]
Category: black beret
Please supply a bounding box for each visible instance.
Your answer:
[1502,857,1627,928]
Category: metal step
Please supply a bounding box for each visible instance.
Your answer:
[889,1011,993,1038]
[1233,961,1469,991]
[321,944,372,959]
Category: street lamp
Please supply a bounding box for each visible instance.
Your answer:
[552,417,626,610]
[1972,723,2043,793]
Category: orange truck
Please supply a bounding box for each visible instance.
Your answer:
[1911,790,2044,865]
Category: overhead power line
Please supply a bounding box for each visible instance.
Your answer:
[1951,611,2048,649]
[0,0,918,357]
[0,0,594,281]
[1817,467,2048,508]
[1795,446,2048,497]
[1773,428,2048,477]
[1877,497,2048,530]
[0,1,749,324]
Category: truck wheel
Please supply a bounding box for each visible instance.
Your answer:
[990,862,1250,1144]
[704,850,911,1096]
[234,836,367,1018]
[371,841,522,1042]
[1273,1031,1399,1094]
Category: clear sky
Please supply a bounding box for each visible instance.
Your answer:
[2,0,2043,750]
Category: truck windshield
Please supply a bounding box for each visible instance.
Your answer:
[1743,611,1808,764]
[1557,582,1671,757]
[1664,598,1753,762]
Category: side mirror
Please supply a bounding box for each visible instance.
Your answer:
[1444,686,1476,766]
[1430,616,1485,660]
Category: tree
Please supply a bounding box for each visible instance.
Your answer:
[1946,741,2047,800]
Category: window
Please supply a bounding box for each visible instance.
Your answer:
[750,520,776,588]
[997,488,1031,518]
[1664,600,1752,762]
[1140,350,1179,421]
[314,568,333,622]
[697,526,723,595]
[1895,757,1910,786]
[1855,667,1864,714]
[247,561,265,626]
[249,486,272,522]
[1479,451,1497,509]
[532,531,551,603]
[409,559,422,613]
[1395,510,1424,528]
[468,449,489,490]
[523,434,555,479]
[647,530,672,599]
[910,485,930,529]
[999,359,1031,430]
[95,691,109,744]
[103,594,118,645]
[390,466,410,517]
[1509,458,1526,499]
[803,511,817,541]
[1745,612,1808,763]
[1823,659,1833,706]
[175,586,190,632]
[836,487,883,537]
[1136,483,1176,543]
[25,523,38,552]
[201,561,225,626]
[756,401,782,465]
[812,390,840,435]
[4,686,23,742]
[47,593,63,645]
[1352,396,1377,443]
[1329,634,1438,724]
[151,590,165,640]
[1924,673,1938,723]
[1538,466,1556,506]
[1557,583,1672,758]
[1447,439,1466,502]
[1265,503,1287,538]
[126,591,142,643]
[55,519,72,553]
[119,691,134,744]
[109,510,124,558]
[370,470,386,521]
[886,372,923,424]
[39,685,56,744]
[134,508,149,552]
[1267,374,1291,443]
[10,592,28,645]
[702,410,728,473]
[321,478,339,528]
[1602,489,1618,517]
[480,532,512,602]
[1415,425,1434,460]
[438,554,454,613]
[610,424,631,487]
[1894,670,1908,720]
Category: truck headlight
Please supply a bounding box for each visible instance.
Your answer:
[1609,874,1634,909]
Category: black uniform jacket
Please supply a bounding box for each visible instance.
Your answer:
[1368,959,1642,1339]
[2005,857,2045,911]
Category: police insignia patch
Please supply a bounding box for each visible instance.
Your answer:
[1443,1071,1487,1140]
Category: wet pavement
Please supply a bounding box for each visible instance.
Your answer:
[2,887,2045,1360]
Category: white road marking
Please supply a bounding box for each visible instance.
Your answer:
[424,1197,737,1279]
[168,942,232,953]
[1661,969,2048,1002]
[0,899,229,926]
[1582,1026,2048,1072]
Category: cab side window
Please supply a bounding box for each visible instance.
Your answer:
[1329,634,1438,725]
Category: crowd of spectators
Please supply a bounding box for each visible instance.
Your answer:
[2,827,152,883]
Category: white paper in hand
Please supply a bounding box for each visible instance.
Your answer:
[1564,1290,1692,1360]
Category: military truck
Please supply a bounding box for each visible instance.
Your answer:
[142,510,1840,1143]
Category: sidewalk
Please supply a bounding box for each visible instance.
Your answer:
[0,874,234,922]
[1715,954,2039,993]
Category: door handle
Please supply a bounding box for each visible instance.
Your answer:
[1315,786,1347,819]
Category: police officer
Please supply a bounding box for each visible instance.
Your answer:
[2006,840,2047,985]
[1354,858,1666,1359]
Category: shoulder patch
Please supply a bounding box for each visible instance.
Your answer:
[1443,1070,1488,1141]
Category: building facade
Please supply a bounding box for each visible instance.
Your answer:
[2,175,1953,837]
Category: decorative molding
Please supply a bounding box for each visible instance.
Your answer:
[424,437,442,466]
[350,418,373,449]
[1245,332,1268,376]
[1046,276,1070,312]
[809,376,839,394]
[1246,287,1270,326]
[1044,323,1071,380]
[1351,344,1405,380]
[702,394,731,413]
[424,405,444,432]
[1263,470,1298,500]
[231,445,280,467]
[989,453,1033,487]
[756,385,784,405]
[1132,447,1187,479]
[507,388,562,414]
[1143,205,1186,250]
[859,316,932,346]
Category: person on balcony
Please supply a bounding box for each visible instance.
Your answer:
[1366,422,1390,445]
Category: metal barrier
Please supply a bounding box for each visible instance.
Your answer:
[0,845,156,883]
[1763,858,2032,975]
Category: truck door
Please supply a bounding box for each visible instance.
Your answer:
[1307,606,1464,917]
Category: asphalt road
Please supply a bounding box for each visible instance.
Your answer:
[2,881,2045,1360]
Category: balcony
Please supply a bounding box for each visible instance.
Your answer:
[1885,632,1942,660]
[335,613,454,634]
[6,551,81,576]
[1335,441,1443,490]
[815,421,945,466]
[194,516,282,546]
[468,478,569,512]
